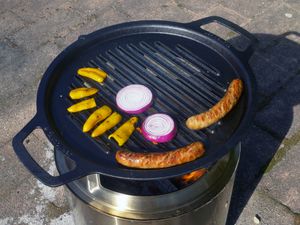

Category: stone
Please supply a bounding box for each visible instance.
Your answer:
[244,4,300,49]
[8,3,85,51]
[259,144,300,213]
[219,0,276,18]
[0,41,63,145]
[0,131,70,224]
[1,0,300,224]
[112,0,199,22]
[227,126,281,224]
[249,52,294,100]
[9,0,74,24]
[254,214,261,224]
[66,3,132,44]
[0,173,71,225]
[0,100,36,146]
[283,0,300,13]
[173,0,219,14]
[0,0,20,14]
[201,4,249,40]
[232,191,296,225]
[0,11,25,37]
[203,4,249,26]
[71,0,115,15]
[255,75,300,139]
[0,143,32,200]
[259,37,300,73]
[0,39,25,71]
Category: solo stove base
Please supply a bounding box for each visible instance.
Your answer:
[56,144,240,225]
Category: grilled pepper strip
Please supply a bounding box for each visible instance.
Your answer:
[83,105,112,132]
[91,112,122,137]
[108,117,138,146]
[77,67,107,83]
[69,87,98,100]
[67,98,96,113]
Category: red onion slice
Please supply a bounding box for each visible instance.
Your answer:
[141,114,177,143]
[116,84,153,114]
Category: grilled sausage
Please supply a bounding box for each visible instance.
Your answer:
[115,142,205,169]
[186,79,243,130]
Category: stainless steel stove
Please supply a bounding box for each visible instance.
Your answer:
[56,144,240,225]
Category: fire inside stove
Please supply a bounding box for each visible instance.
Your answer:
[100,168,207,196]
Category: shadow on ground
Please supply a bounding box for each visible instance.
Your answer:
[226,31,300,224]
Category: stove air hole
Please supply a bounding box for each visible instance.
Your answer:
[87,174,101,193]
[98,172,204,196]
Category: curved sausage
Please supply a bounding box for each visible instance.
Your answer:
[115,142,205,169]
[186,79,243,130]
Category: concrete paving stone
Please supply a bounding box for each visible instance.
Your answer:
[259,37,300,73]
[204,5,249,26]
[0,0,20,14]
[66,0,203,46]
[219,0,276,18]
[8,2,85,51]
[0,11,25,37]
[22,129,56,174]
[0,128,70,224]
[0,0,299,224]
[259,143,300,213]
[227,126,281,224]
[283,0,300,12]
[0,123,72,224]
[9,0,77,24]
[113,0,199,22]
[228,124,287,224]
[0,126,55,190]
[201,4,250,47]
[249,52,295,99]
[173,0,220,14]
[203,4,250,26]
[233,126,281,195]
[71,0,116,15]
[0,65,31,107]
[0,99,36,146]
[0,40,63,145]
[0,38,25,70]
[61,3,131,46]
[244,3,300,49]
[233,191,296,225]
[255,75,300,139]
[0,174,71,225]
[0,143,32,200]
[0,40,61,107]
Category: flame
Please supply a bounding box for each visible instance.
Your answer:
[181,168,207,184]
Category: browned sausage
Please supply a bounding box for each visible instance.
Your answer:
[115,142,205,169]
[186,79,243,130]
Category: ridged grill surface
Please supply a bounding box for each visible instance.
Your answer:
[66,41,226,154]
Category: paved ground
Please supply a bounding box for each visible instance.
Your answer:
[0,0,299,224]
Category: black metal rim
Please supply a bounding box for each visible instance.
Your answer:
[13,17,257,186]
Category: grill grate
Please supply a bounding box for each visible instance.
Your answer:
[13,18,256,185]
[67,41,226,153]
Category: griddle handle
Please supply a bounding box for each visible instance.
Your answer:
[188,16,258,60]
[12,115,88,187]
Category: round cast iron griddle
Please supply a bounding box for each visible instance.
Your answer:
[13,17,257,186]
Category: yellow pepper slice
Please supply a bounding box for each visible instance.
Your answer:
[67,98,96,113]
[108,117,138,146]
[83,105,112,132]
[91,112,122,137]
[69,87,98,100]
[77,67,107,83]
